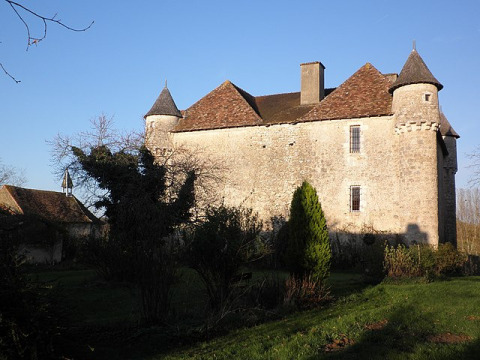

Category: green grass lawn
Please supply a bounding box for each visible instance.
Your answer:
[33,269,480,359]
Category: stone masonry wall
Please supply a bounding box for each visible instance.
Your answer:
[171,115,409,238]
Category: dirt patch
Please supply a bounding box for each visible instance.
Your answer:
[467,315,480,321]
[365,319,388,331]
[324,335,355,352]
[427,333,472,344]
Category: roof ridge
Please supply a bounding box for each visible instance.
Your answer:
[225,81,263,122]
[300,63,393,122]
[2,185,24,215]
[229,82,263,121]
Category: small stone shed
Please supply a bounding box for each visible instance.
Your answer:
[0,185,102,263]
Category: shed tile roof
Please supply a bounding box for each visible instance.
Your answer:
[389,49,443,93]
[0,185,99,224]
[145,86,182,118]
[300,63,393,121]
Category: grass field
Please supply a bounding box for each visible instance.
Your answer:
[33,269,480,359]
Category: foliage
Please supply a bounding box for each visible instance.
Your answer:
[185,205,264,311]
[384,243,467,279]
[285,181,331,282]
[0,240,61,359]
[72,144,195,323]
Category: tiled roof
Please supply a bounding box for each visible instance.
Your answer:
[173,63,394,132]
[0,185,99,224]
[145,86,182,118]
[439,112,460,138]
[174,81,263,132]
[389,50,443,93]
[300,63,393,121]
[254,89,335,124]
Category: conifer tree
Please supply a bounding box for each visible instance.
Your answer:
[286,181,331,282]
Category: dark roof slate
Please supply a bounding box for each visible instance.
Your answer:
[389,50,443,93]
[145,86,182,118]
[0,185,100,224]
[439,112,460,138]
[300,63,393,121]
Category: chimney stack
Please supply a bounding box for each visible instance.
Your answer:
[300,61,325,105]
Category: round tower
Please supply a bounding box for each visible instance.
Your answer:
[390,48,444,246]
[144,83,182,158]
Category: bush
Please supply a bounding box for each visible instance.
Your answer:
[0,240,61,359]
[283,275,331,309]
[185,205,265,311]
[383,243,467,279]
[285,181,331,282]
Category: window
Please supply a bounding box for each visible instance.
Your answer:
[350,125,360,153]
[424,93,431,102]
[350,186,361,212]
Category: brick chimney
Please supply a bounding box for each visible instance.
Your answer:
[300,61,325,105]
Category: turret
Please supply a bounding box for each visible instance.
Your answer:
[62,168,73,197]
[144,83,182,157]
[390,48,445,245]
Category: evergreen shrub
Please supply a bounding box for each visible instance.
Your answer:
[285,181,331,282]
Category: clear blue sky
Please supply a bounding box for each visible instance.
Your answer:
[1,0,479,193]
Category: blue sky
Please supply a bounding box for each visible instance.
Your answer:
[1,0,479,193]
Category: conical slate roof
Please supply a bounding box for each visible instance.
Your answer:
[145,85,182,118]
[389,49,443,93]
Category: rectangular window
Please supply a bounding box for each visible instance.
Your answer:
[350,125,360,153]
[350,186,361,212]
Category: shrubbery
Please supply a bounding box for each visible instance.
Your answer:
[185,205,265,311]
[384,243,467,279]
[0,240,61,359]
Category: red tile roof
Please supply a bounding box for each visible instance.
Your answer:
[174,81,263,132]
[174,63,393,132]
[0,185,99,224]
[301,63,393,121]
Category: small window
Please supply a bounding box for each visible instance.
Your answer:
[350,125,360,153]
[424,93,431,102]
[350,186,361,212]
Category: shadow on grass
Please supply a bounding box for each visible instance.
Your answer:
[318,304,480,360]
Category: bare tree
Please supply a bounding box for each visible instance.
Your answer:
[468,145,480,187]
[49,114,143,212]
[0,158,26,186]
[1,0,94,83]
[49,115,225,218]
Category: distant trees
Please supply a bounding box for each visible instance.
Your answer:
[468,146,480,187]
[0,158,25,186]
[285,181,331,282]
[457,188,480,255]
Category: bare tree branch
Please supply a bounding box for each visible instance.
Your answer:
[2,0,94,82]
[468,145,480,187]
[0,63,21,83]
[0,158,26,186]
